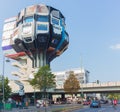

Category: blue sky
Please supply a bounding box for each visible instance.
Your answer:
[0,0,120,82]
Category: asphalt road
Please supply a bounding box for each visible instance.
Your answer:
[0,104,82,112]
[2,103,120,112]
[73,104,120,112]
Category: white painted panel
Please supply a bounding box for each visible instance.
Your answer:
[22,23,33,36]
[4,16,17,23]
[2,30,14,39]
[2,39,11,47]
[3,21,16,31]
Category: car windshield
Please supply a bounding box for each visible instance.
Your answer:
[92,100,99,103]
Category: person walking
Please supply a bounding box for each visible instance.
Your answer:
[113,99,117,109]
[16,101,19,108]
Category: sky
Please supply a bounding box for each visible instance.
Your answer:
[0,0,120,82]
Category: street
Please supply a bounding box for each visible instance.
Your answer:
[0,104,82,112]
[1,103,120,112]
[74,104,120,112]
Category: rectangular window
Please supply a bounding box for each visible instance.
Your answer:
[24,17,33,23]
[51,17,59,25]
[37,24,48,31]
[37,15,48,22]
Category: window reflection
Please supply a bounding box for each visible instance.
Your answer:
[37,15,48,22]
[24,17,33,23]
[37,24,48,31]
[51,17,59,25]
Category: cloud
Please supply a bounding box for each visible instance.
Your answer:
[110,44,120,50]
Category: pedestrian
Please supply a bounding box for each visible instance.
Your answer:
[19,101,22,109]
[16,100,19,108]
[113,99,117,105]
[113,99,117,109]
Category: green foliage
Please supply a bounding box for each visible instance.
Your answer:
[29,65,56,91]
[63,72,80,96]
[0,76,12,101]
[107,93,120,100]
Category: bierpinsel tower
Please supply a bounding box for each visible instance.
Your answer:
[1,4,69,94]
[2,4,69,68]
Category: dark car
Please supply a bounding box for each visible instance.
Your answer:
[90,100,101,108]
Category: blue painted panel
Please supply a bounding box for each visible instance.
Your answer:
[56,19,65,50]
[37,24,48,31]
[24,17,33,23]
[52,17,59,25]
[2,45,13,50]
[37,15,48,22]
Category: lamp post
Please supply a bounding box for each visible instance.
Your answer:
[2,56,10,111]
[2,56,5,112]
[33,87,36,106]
[80,55,84,100]
[80,80,84,99]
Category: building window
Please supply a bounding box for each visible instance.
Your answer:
[37,15,48,22]
[37,24,48,31]
[51,16,60,26]
[24,17,33,23]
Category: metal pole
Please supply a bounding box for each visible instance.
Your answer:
[2,56,5,112]
[80,55,84,99]
[34,87,36,106]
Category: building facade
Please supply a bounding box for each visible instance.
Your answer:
[54,68,90,89]
[9,58,89,94]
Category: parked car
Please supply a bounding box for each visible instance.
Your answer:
[83,101,91,105]
[77,100,82,104]
[90,100,101,108]
[36,99,44,108]
[100,99,108,104]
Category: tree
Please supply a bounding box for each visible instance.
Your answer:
[29,65,56,98]
[107,93,120,100]
[0,76,12,101]
[63,71,80,97]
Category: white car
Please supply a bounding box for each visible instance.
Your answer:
[36,100,44,108]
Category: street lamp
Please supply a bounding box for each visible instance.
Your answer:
[80,80,84,98]
[80,55,84,100]
[2,56,10,111]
